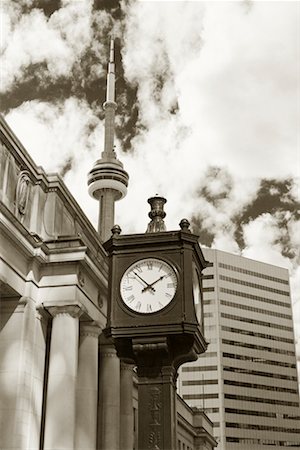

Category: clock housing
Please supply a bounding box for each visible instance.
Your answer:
[104,228,208,362]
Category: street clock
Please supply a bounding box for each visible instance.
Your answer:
[103,199,207,364]
[103,197,208,450]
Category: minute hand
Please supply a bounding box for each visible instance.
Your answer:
[142,275,166,293]
[133,272,156,292]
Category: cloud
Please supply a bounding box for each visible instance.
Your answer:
[242,213,289,266]
[115,1,298,234]
[1,0,95,93]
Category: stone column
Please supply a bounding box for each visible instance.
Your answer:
[120,362,134,450]
[43,305,83,450]
[0,297,45,450]
[75,322,102,450]
[98,338,120,450]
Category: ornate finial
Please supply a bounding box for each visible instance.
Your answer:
[146,196,167,233]
[179,218,191,232]
[111,224,122,236]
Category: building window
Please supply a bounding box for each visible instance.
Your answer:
[223,365,298,381]
[224,379,298,394]
[221,312,293,331]
[221,325,295,344]
[182,365,218,372]
[222,352,296,368]
[220,287,290,308]
[218,262,289,285]
[202,287,215,292]
[220,299,291,319]
[222,338,295,356]
[203,274,214,280]
[219,274,290,296]
[199,352,217,358]
[225,407,300,420]
[183,393,219,400]
[226,422,300,433]
[183,379,218,386]
[224,393,299,407]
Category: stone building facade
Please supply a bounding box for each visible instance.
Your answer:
[0,115,217,450]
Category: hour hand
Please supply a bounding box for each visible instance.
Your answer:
[141,275,166,293]
[133,272,155,293]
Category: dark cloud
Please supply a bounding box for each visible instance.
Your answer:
[191,216,215,247]
[234,178,300,250]
[190,174,299,256]
[0,64,73,112]
[197,166,233,205]
[0,2,139,153]
[239,179,298,221]
[59,156,73,178]
[94,0,124,20]
[14,0,61,17]
[189,166,235,244]
[35,0,61,17]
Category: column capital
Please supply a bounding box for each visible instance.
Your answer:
[80,321,102,338]
[120,361,134,372]
[100,344,118,358]
[47,304,84,319]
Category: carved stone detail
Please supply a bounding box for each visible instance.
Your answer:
[78,270,85,287]
[148,386,162,449]
[16,171,31,216]
[98,291,105,308]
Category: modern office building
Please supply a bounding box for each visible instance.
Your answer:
[178,248,300,449]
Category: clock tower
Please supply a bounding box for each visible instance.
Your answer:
[104,196,207,450]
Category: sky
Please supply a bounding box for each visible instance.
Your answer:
[1,0,299,377]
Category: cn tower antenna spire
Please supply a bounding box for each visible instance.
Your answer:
[103,37,117,159]
[87,38,129,242]
[106,38,115,104]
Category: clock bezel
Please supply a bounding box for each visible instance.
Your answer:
[119,257,179,315]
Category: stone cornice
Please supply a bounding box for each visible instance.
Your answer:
[1,204,108,290]
[0,202,48,261]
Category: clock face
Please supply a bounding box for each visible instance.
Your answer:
[120,258,178,314]
[192,262,203,325]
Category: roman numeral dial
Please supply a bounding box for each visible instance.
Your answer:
[120,258,178,314]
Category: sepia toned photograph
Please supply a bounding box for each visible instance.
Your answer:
[0,1,299,449]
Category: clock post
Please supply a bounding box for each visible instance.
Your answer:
[104,197,207,450]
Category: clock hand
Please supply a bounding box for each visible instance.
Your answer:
[133,272,156,293]
[141,275,166,293]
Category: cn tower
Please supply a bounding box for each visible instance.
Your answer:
[87,39,129,241]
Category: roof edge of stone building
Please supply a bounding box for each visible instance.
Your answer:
[0,114,107,260]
